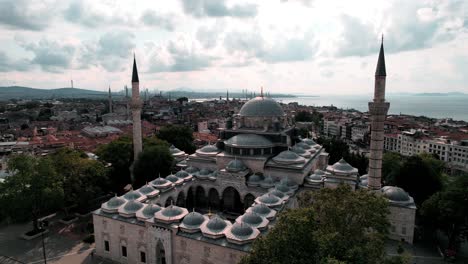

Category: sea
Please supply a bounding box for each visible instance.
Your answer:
[275,94,468,122]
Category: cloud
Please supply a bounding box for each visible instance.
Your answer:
[148,39,216,72]
[64,1,134,28]
[20,39,75,73]
[281,0,314,6]
[0,0,52,31]
[196,22,226,49]
[80,31,136,71]
[140,10,177,31]
[180,0,257,18]
[224,30,318,63]
[0,51,31,72]
[335,0,467,57]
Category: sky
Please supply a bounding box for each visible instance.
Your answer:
[0,0,467,95]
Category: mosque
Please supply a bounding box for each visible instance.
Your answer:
[93,40,416,264]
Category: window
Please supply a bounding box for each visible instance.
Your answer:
[122,246,127,257]
[391,225,396,233]
[401,227,407,235]
[104,241,110,252]
[140,251,146,263]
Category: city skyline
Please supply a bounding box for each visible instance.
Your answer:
[0,0,467,95]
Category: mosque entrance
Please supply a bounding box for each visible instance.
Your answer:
[156,240,166,264]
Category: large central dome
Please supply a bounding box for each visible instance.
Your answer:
[239,97,285,117]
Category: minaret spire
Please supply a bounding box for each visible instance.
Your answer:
[131,55,143,184]
[108,85,113,113]
[260,86,264,98]
[368,37,390,190]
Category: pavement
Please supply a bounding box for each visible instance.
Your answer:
[0,216,111,264]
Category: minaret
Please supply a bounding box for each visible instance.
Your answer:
[125,85,130,120]
[108,85,113,113]
[368,36,390,190]
[226,90,229,102]
[131,55,143,168]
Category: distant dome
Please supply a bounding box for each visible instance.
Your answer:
[260,176,275,188]
[248,173,263,183]
[230,222,254,238]
[258,193,280,205]
[381,186,411,202]
[139,184,156,195]
[185,166,199,173]
[280,178,298,189]
[226,159,247,172]
[206,216,228,232]
[273,150,305,164]
[169,145,185,156]
[141,204,162,218]
[275,184,291,193]
[302,138,317,146]
[196,144,219,156]
[329,158,357,173]
[240,212,263,226]
[122,200,144,213]
[239,97,285,117]
[123,190,142,201]
[182,211,206,228]
[296,142,312,150]
[166,174,180,183]
[175,170,189,178]
[225,134,273,148]
[151,177,170,186]
[198,168,213,176]
[251,204,272,216]
[161,205,184,218]
[107,196,125,208]
[269,189,286,198]
[291,146,311,158]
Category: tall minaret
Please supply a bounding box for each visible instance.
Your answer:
[125,85,130,120]
[108,85,113,113]
[368,37,390,190]
[131,55,143,166]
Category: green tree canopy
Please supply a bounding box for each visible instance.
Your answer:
[316,137,368,174]
[158,125,196,154]
[0,155,63,230]
[421,174,468,250]
[295,111,314,122]
[132,144,174,187]
[96,136,133,190]
[243,185,406,264]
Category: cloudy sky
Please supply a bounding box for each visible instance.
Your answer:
[0,0,467,95]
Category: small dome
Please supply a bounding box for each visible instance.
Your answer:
[275,184,291,193]
[381,186,410,202]
[258,193,280,204]
[196,145,219,156]
[198,168,213,176]
[169,145,185,156]
[296,142,312,150]
[260,176,275,188]
[185,166,199,173]
[161,205,184,218]
[248,173,263,182]
[182,211,206,228]
[280,178,297,188]
[206,216,228,232]
[151,177,170,186]
[122,200,144,213]
[107,196,125,208]
[240,212,263,226]
[226,159,247,172]
[251,204,272,216]
[176,170,189,178]
[123,190,142,201]
[225,134,273,148]
[139,184,156,195]
[166,174,180,183]
[330,158,357,173]
[273,150,305,164]
[270,189,286,198]
[230,222,254,239]
[291,146,310,158]
[302,138,318,146]
[239,97,285,117]
[141,204,162,218]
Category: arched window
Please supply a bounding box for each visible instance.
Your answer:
[221,187,242,214]
[164,197,174,207]
[156,240,166,264]
[176,192,185,207]
[244,193,255,209]
[208,188,220,211]
[195,186,206,209]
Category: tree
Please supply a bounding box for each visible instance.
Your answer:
[298,185,390,264]
[382,152,403,185]
[50,148,109,215]
[240,207,320,264]
[132,145,173,187]
[316,137,368,174]
[295,111,314,122]
[0,155,63,230]
[394,155,443,205]
[158,125,196,154]
[96,136,133,190]
[421,174,468,250]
